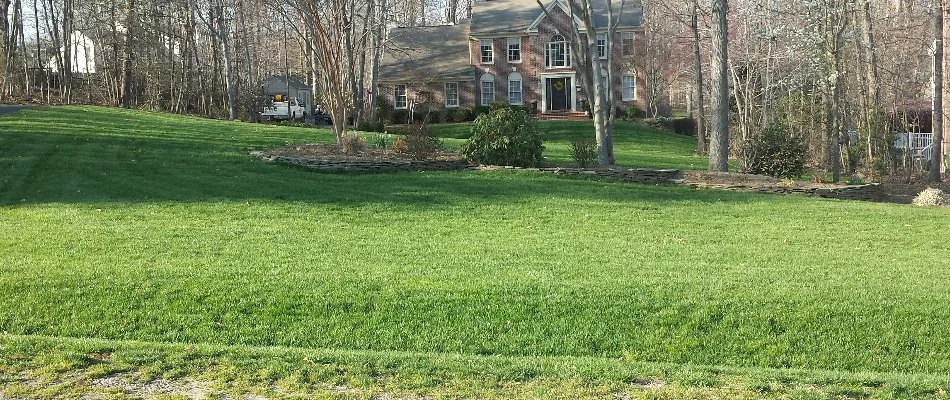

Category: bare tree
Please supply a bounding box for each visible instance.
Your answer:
[708,0,728,172]
[690,0,707,155]
[446,0,459,23]
[930,0,944,181]
[215,2,237,120]
[120,0,135,107]
[288,0,366,144]
[1,0,11,100]
[537,0,627,165]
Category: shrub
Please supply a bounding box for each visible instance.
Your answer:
[665,118,697,136]
[471,105,491,118]
[461,108,544,167]
[375,96,393,123]
[453,108,474,123]
[428,109,446,124]
[570,138,598,167]
[389,110,410,125]
[443,108,457,123]
[739,125,807,178]
[490,99,511,111]
[392,124,443,160]
[356,120,385,133]
[648,117,697,136]
[625,106,645,120]
[340,133,366,155]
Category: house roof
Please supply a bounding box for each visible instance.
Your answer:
[263,75,310,92]
[470,0,642,37]
[379,22,475,83]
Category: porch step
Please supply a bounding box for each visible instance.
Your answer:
[536,112,589,121]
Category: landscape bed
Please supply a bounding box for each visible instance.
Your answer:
[1,106,949,398]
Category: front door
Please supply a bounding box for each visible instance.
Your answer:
[547,77,571,111]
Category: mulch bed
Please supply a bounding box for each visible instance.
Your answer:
[257,143,947,205]
[682,171,949,204]
[259,143,463,162]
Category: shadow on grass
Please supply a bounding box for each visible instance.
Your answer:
[0,106,758,207]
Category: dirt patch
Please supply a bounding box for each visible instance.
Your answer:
[682,171,950,205]
[260,143,463,162]
[91,376,210,398]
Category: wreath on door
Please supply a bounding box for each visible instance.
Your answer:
[553,81,565,91]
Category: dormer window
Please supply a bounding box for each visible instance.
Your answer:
[480,39,493,63]
[545,34,571,68]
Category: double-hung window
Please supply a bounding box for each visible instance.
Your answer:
[596,33,607,59]
[444,82,459,107]
[480,74,495,106]
[621,32,635,56]
[394,84,408,109]
[507,37,521,62]
[508,73,523,105]
[480,39,493,63]
[622,74,635,101]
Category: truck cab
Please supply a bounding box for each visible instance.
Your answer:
[261,95,307,121]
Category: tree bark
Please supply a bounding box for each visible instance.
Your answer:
[930,0,944,181]
[691,0,707,156]
[860,0,882,163]
[446,0,458,23]
[120,0,135,108]
[61,0,73,102]
[217,4,237,120]
[708,0,729,172]
[369,0,386,122]
[0,0,11,100]
[562,0,615,165]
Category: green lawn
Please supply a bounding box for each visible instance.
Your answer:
[2,106,950,398]
[431,119,704,169]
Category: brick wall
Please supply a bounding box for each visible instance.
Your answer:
[378,81,476,112]
[471,4,646,113]
[378,6,646,114]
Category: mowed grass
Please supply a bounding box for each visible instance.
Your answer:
[2,106,950,391]
[431,119,704,169]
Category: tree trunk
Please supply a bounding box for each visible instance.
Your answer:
[564,0,615,165]
[691,0,707,156]
[708,0,729,172]
[446,0,458,23]
[368,0,385,122]
[855,0,883,166]
[0,0,11,100]
[61,0,73,102]
[120,0,135,108]
[218,4,237,120]
[931,0,944,181]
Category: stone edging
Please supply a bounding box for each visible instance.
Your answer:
[252,151,475,172]
[684,182,892,203]
[478,165,682,185]
[252,151,892,203]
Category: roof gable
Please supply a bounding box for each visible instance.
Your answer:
[379,22,475,82]
[470,0,642,37]
[525,0,583,33]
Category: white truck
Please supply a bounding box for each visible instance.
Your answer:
[260,96,307,121]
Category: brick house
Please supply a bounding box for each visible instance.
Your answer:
[378,0,644,117]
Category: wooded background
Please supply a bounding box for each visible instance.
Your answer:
[0,0,945,176]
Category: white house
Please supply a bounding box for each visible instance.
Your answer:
[46,31,96,74]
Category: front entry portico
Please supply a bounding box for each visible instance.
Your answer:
[540,73,577,112]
